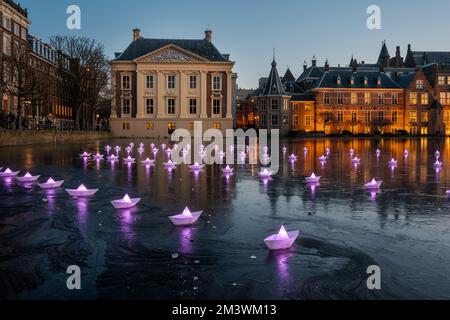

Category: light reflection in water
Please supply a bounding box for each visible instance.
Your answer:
[120,208,138,242]
[76,197,88,225]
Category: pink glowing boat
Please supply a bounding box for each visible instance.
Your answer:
[326,148,330,156]
[264,226,299,250]
[16,172,40,182]
[305,173,321,184]
[364,178,382,190]
[222,165,234,174]
[0,168,20,177]
[288,154,297,162]
[318,155,327,162]
[111,194,141,209]
[352,157,360,164]
[282,146,287,153]
[65,184,99,197]
[105,145,111,152]
[163,160,177,169]
[388,159,398,166]
[434,160,443,168]
[79,152,91,158]
[259,168,273,178]
[189,162,205,170]
[38,177,64,189]
[436,151,441,159]
[404,150,409,157]
[168,207,203,226]
[123,156,136,163]
[93,153,104,160]
[446,190,450,196]
[376,149,381,157]
[107,154,118,161]
[141,158,155,165]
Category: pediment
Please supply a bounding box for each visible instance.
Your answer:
[134,45,208,63]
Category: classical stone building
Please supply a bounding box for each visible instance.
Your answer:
[110,29,235,137]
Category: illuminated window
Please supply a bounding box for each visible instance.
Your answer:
[392,93,398,105]
[283,99,288,111]
[305,115,311,126]
[293,115,299,126]
[440,92,450,104]
[282,115,289,126]
[438,76,445,85]
[337,92,344,105]
[351,92,357,104]
[337,111,344,122]
[168,122,175,133]
[378,111,384,121]
[364,92,371,104]
[146,122,154,130]
[410,92,417,105]
[416,80,424,89]
[305,103,311,111]
[410,111,417,123]
[213,122,221,129]
[392,111,398,123]
[421,111,428,122]
[351,112,357,122]
[421,93,428,105]
[365,111,371,123]
[324,92,330,104]
[378,93,384,105]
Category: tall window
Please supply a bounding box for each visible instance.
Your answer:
[271,114,278,126]
[168,75,176,89]
[283,115,289,126]
[337,111,344,122]
[337,92,344,105]
[364,92,371,104]
[421,111,429,122]
[14,23,20,36]
[213,76,221,90]
[410,92,417,105]
[421,93,429,105]
[261,100,266,111]
[378,111,384,121]
[261,114,266,126]
[392,93,398,105]
[391,111,398,123]
[351,112,357,122]
[167,98,176,114]
[122,75,130,90]
[3,35,11,55]
[416,80,424,89]
[324,92,330,104]
[271,99,278,110]
[438,76,446,85]
[2,16,10,30]
[213,99,221,115]
[293,115,299,127]
[122,98,130,115]
[283,99,288,111]
[189,75,197,89]
[145,98,154,114]
[440,92,450,104]
[351,92,357,105]
[365,111,371,123]
[378,93,384,105]
[146,75,154,89]
[410,111,417,123]
[189,99,197,114]
[305,115,311,126]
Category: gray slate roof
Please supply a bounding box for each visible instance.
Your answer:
[114,38,229,62]
[261,59,286,96]
[313,70,401,89]
[409,51,450,66]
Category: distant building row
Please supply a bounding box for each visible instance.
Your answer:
[238,42,450,136]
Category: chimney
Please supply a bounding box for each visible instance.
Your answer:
[133,28,141,41]
[312,55,317,67]
[303,61,307,72]
[324,59,330,71]
[396,46,401,58]
[407,44,412,53]
[204,29,212,43]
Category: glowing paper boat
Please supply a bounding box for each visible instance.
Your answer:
[150,143,155,149]
[161,143,166,150]
[80,152,91,158]
[388,158,398,166]
[140,158,155,165]
[351,157,360,164]
[435,151,441,159]
[222,165,234,174]
[404,150,409,157]
[282,146,287,153]
[304,147,308,153]
[305,173,321,184]
[288,154,298,162]
[376,149,381,157]
[93,153,104,160]
[123,156,136,163]
[114,146,121,153]
[38,177,64,189]
[111,194,141,209]
[318,155,327,162]
[0,168,20,177]
[107,154,119,161]
[16,172,40,182]
[446,190,450,196]
[259,169,273,178]
[349,148,354,155]
[65,184,98,197]
[326,148,330,156]
[264,225,299,250]
[137,147,144,153]
[168,207,203,226]
[105,145,111,152]
[189,162,204,170]
[163,160,177,169]
[434,160,443,168]
[364,178,382,190]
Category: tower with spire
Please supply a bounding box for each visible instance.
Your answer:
[377,40,390,70]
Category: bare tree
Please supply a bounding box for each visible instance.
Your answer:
[50,36,110,130]
[371,118,392,134]
[319,111,336,134]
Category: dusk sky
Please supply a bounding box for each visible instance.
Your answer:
[18,0,450,89]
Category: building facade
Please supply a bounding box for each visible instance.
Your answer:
[110,29,235,137]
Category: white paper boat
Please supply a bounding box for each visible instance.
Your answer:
[123,156,136,163]
[364,178,382,190]
[189,162,204,170]
[222,165,234,174]
[163,160,177,169]
[288,154,297,162]
[388,159,398,166]
[352,157,360,164]
[38,177,64,189]
[161,144,166,150]
[259,169,273,177]
[264,226,299,250]
[404,150,409,157]
[80,152,91,158]
[0,168,20,177]
[111,194,141,209]
[93,153,104,160]
[318,155,327,162]
[114,146,121,153]
[65,184,99,197]
[141,158,155,165]
[305,173,321,184]
[107,155,119,161]
[150,143,155,149]
[435,151,441,159]
[16,172,40,182]
[105,145,111,152]
[169,207,203,226]
[434,160,443,168]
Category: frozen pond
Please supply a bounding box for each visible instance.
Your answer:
[1,138,450,299]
